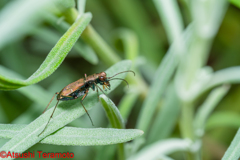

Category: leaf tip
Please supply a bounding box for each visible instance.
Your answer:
[84,12,92,19]
[139,130,144,136]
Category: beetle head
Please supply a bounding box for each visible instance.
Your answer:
[98,72,107,81]
[98,72,110,90]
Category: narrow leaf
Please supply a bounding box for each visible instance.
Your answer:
[18,85,52,107]
[192,0,228,38]
[148,83,180,144]
[222,128,240,160]
[0,124,143,146]
[194,85,230,137]
[100,94,127,160]
[0,12,92,90]
[230,0,240,8]
[53,0,75,12]
[136,25,192,133]
[100,95,125,129]
[202,67,240,93]
[0,0,52,49]
[0,60,132,157]
[45,13,98,64]
[42,128,143,146]
[113,29,139,64]
[153,0,184,43]
[128,139,191,160]
[118,92,139,121]
[78,0,86,15]
[206,111,240,130]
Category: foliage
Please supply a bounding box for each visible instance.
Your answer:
[0,0,240,160]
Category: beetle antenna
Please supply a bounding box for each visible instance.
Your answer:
[107,70,135,79]
[109,78,129,88]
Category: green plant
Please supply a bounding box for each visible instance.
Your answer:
[1,0,240,160]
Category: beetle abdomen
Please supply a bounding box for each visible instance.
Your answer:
[70,89,85,98]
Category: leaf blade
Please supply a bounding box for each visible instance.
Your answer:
[128,139,191,160]
[0,12,92,90]
[0,60,132,157]
[100,95,125,129]
[222,128,240,160]
[147,83,180,144]
[0,124,143,146]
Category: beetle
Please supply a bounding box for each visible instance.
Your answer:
[38,70,135,136]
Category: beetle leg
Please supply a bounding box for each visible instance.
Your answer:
[38,100,60,136]
[91,84,95,91]
[94,82,108,98]
[96,87,100,101]
[42,92,59,114]
[80,89,94,126]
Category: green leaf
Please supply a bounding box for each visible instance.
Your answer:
[222,128,240,160]
[13,74,76,124]
[0,124,27,139]
[112,28,139,64]
[105,0,164,65]
[118,91,139,121]
[128,139,191,160]
[175,0,228,102]
[158,156,174,160]
[12,85,54,124]
[148,83,180,144]
[53,0,75,12]
[43,128,143,146]
[0,0,53,49]
[0,60,132,157]
[136,25,193,134]
[0,104,7,123]
[77,0,86,15]
[100,95,125,129]
[202,67,240,93]
[45,13,98,64]
[81,25,121,66]
[194,85,230,137]
[0,12,92,90]
[192,0,228,38]
[206,111,240,130]
[100,94,127,160]
[153,0,184,43]
[135,46,178,133]
[73,40,98,64]
[0,124,143,146]
[230,0,240,8]
[18,85,52,107]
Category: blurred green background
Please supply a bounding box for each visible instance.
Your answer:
[0,0,240,160]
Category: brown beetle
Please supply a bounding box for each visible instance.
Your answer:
[38,70,135,136]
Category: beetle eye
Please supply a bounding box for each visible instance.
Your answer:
[99,76,104,81]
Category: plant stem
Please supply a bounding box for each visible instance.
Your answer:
[106,0,164,65]
[180,101,201,160]
[180,102,194,140]
[63,8,148,98]
[100,95,126,160]
[63,8,120,66]
[81,25,121,66]
[118,143,125,160]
